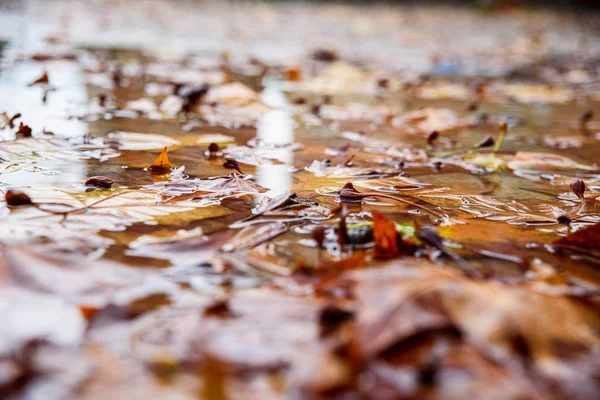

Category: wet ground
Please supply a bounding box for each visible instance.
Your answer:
[1,1,600,399]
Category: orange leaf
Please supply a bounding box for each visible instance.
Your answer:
[149,146,172,174]
[373,211,400,260]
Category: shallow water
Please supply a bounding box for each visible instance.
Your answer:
[1,3,600,399]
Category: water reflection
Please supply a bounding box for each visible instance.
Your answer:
[0,42,89,189]
[255,86,294,193]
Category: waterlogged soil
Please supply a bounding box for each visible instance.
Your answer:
[1,4,600,400]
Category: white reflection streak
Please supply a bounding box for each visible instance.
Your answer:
[256,86,294,193]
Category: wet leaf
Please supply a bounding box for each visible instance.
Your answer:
[16,123,33,138]
[351,261,600,396]
[4,190,33,207]
[146,174,267,199]
[28,72,49,86]
[0,112,21,129]
[221,222,288,252]
[571,179,586,200]
[372,212,402,259]
[552,222,600,257]
[85,176,114,189]
[148,146,172,174]
[222,157,243,174]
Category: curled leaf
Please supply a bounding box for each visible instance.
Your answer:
[580,110,593,131]
[570,180,586,200]
[372,212,401,260]
[417,226,480,278]
[29,71,49,86]
[5,189,33,207]
[427,130,439,146]
[475,135,495,149]
[0,112,21,129]
[493,122,507,154]
[85,176,114,189]
[312,226,326,249]
[338,182,366,203]
[149,146,172,174]
[223,156,243,174]
[16,122,33,138]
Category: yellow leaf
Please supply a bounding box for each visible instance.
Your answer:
[149,146,171,174]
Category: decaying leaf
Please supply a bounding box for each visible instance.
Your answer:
[350,261,600,397]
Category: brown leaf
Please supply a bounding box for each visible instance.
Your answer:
[85,176,114,189]
[223,156,243,174]
[553,222,600,257]
[204,299,235,318]
[28,72,49,86]
[148,146,172,174]
[338,182,367,203]
[5,189,33,207]
[338,204,349,247]
[319,305,353,337]
[570,179,586,200]
[16,122,32,138]
[311,49,338,62]
[0,112,21,129]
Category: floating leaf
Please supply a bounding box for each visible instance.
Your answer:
[28,71,50,86]
[5,189,33,207]
[148,146,172,174]
[351,261,600,396]
[85,176,114,189]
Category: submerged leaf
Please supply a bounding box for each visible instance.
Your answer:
[221,222,288,252]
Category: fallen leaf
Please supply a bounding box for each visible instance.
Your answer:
[85,176,114,189]
[221,222,288,252]
[4,190,33,207]
[149,147,172,174]
[28,72,49,86]
[372,212,401,259]
[350,261,600,397]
